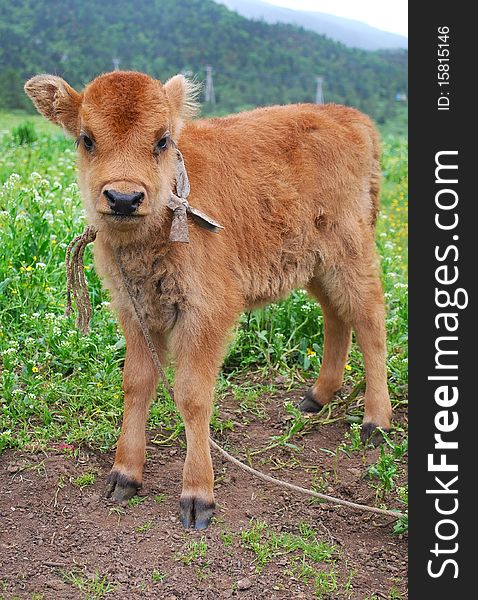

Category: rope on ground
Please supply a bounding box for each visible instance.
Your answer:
[208,438,404,519]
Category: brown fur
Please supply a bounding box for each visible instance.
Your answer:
[25,70,392,529]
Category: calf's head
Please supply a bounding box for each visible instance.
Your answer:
[25,71,198,238]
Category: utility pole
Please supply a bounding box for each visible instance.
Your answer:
[315,76,324,104]
[204,65,216,105]
[112,57,120,71]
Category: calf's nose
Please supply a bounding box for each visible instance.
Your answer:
[104,189,144,215]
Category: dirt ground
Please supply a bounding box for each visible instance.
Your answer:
[0,382,407,599]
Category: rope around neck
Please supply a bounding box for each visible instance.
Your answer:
[167,142,224,243]
[64,228,404,521]
[65,226,98,334]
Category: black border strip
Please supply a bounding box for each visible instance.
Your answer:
[409,4,474,596]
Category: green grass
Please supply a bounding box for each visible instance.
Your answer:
[136,520,154,533]
[127,495,148,508]
[0,117,407,488]
[249,401,309,456]
[367,435,408,500]
[393,486,409,535]
[175,537,208,565]
[337,423,363,456]
[331,423,408,520]
[241,520,336,573]
[0,110,58,137]
[11,121,38,145]
[220,529,234,547]
[71,471,97,488]
[240,520,350,598]
[60,568,115,599]
[151,569,167,583]
[230,382,275,420]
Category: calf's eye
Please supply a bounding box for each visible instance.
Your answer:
[82,134,94,152]
[155,136,169,153]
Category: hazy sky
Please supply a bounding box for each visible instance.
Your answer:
[264,0,408,37]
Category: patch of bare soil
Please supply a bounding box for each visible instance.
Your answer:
[0,382,407,599]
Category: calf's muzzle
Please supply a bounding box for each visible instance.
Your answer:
[103,189,144,216]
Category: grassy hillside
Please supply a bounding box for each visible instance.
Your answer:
[0,0,407,127]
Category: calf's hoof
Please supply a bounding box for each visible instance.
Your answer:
[298,388,323,413]
[105,470,140,505]
[360,422,391,447]
[180,496,215,530]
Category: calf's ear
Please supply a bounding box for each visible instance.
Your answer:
[24,75,81,137]
[163,74,200,138]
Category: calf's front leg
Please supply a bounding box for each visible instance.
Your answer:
[172,321,229,530]
[106,313,161,504]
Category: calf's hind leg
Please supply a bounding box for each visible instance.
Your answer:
[352,278,392,443]
[300,281,352,411]
[301,255,392,443]
[106,314,161,503]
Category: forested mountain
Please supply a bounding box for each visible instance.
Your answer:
[217,0,408,51]
[0,0,407,125]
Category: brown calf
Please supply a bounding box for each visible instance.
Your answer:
[25,71,392,530]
